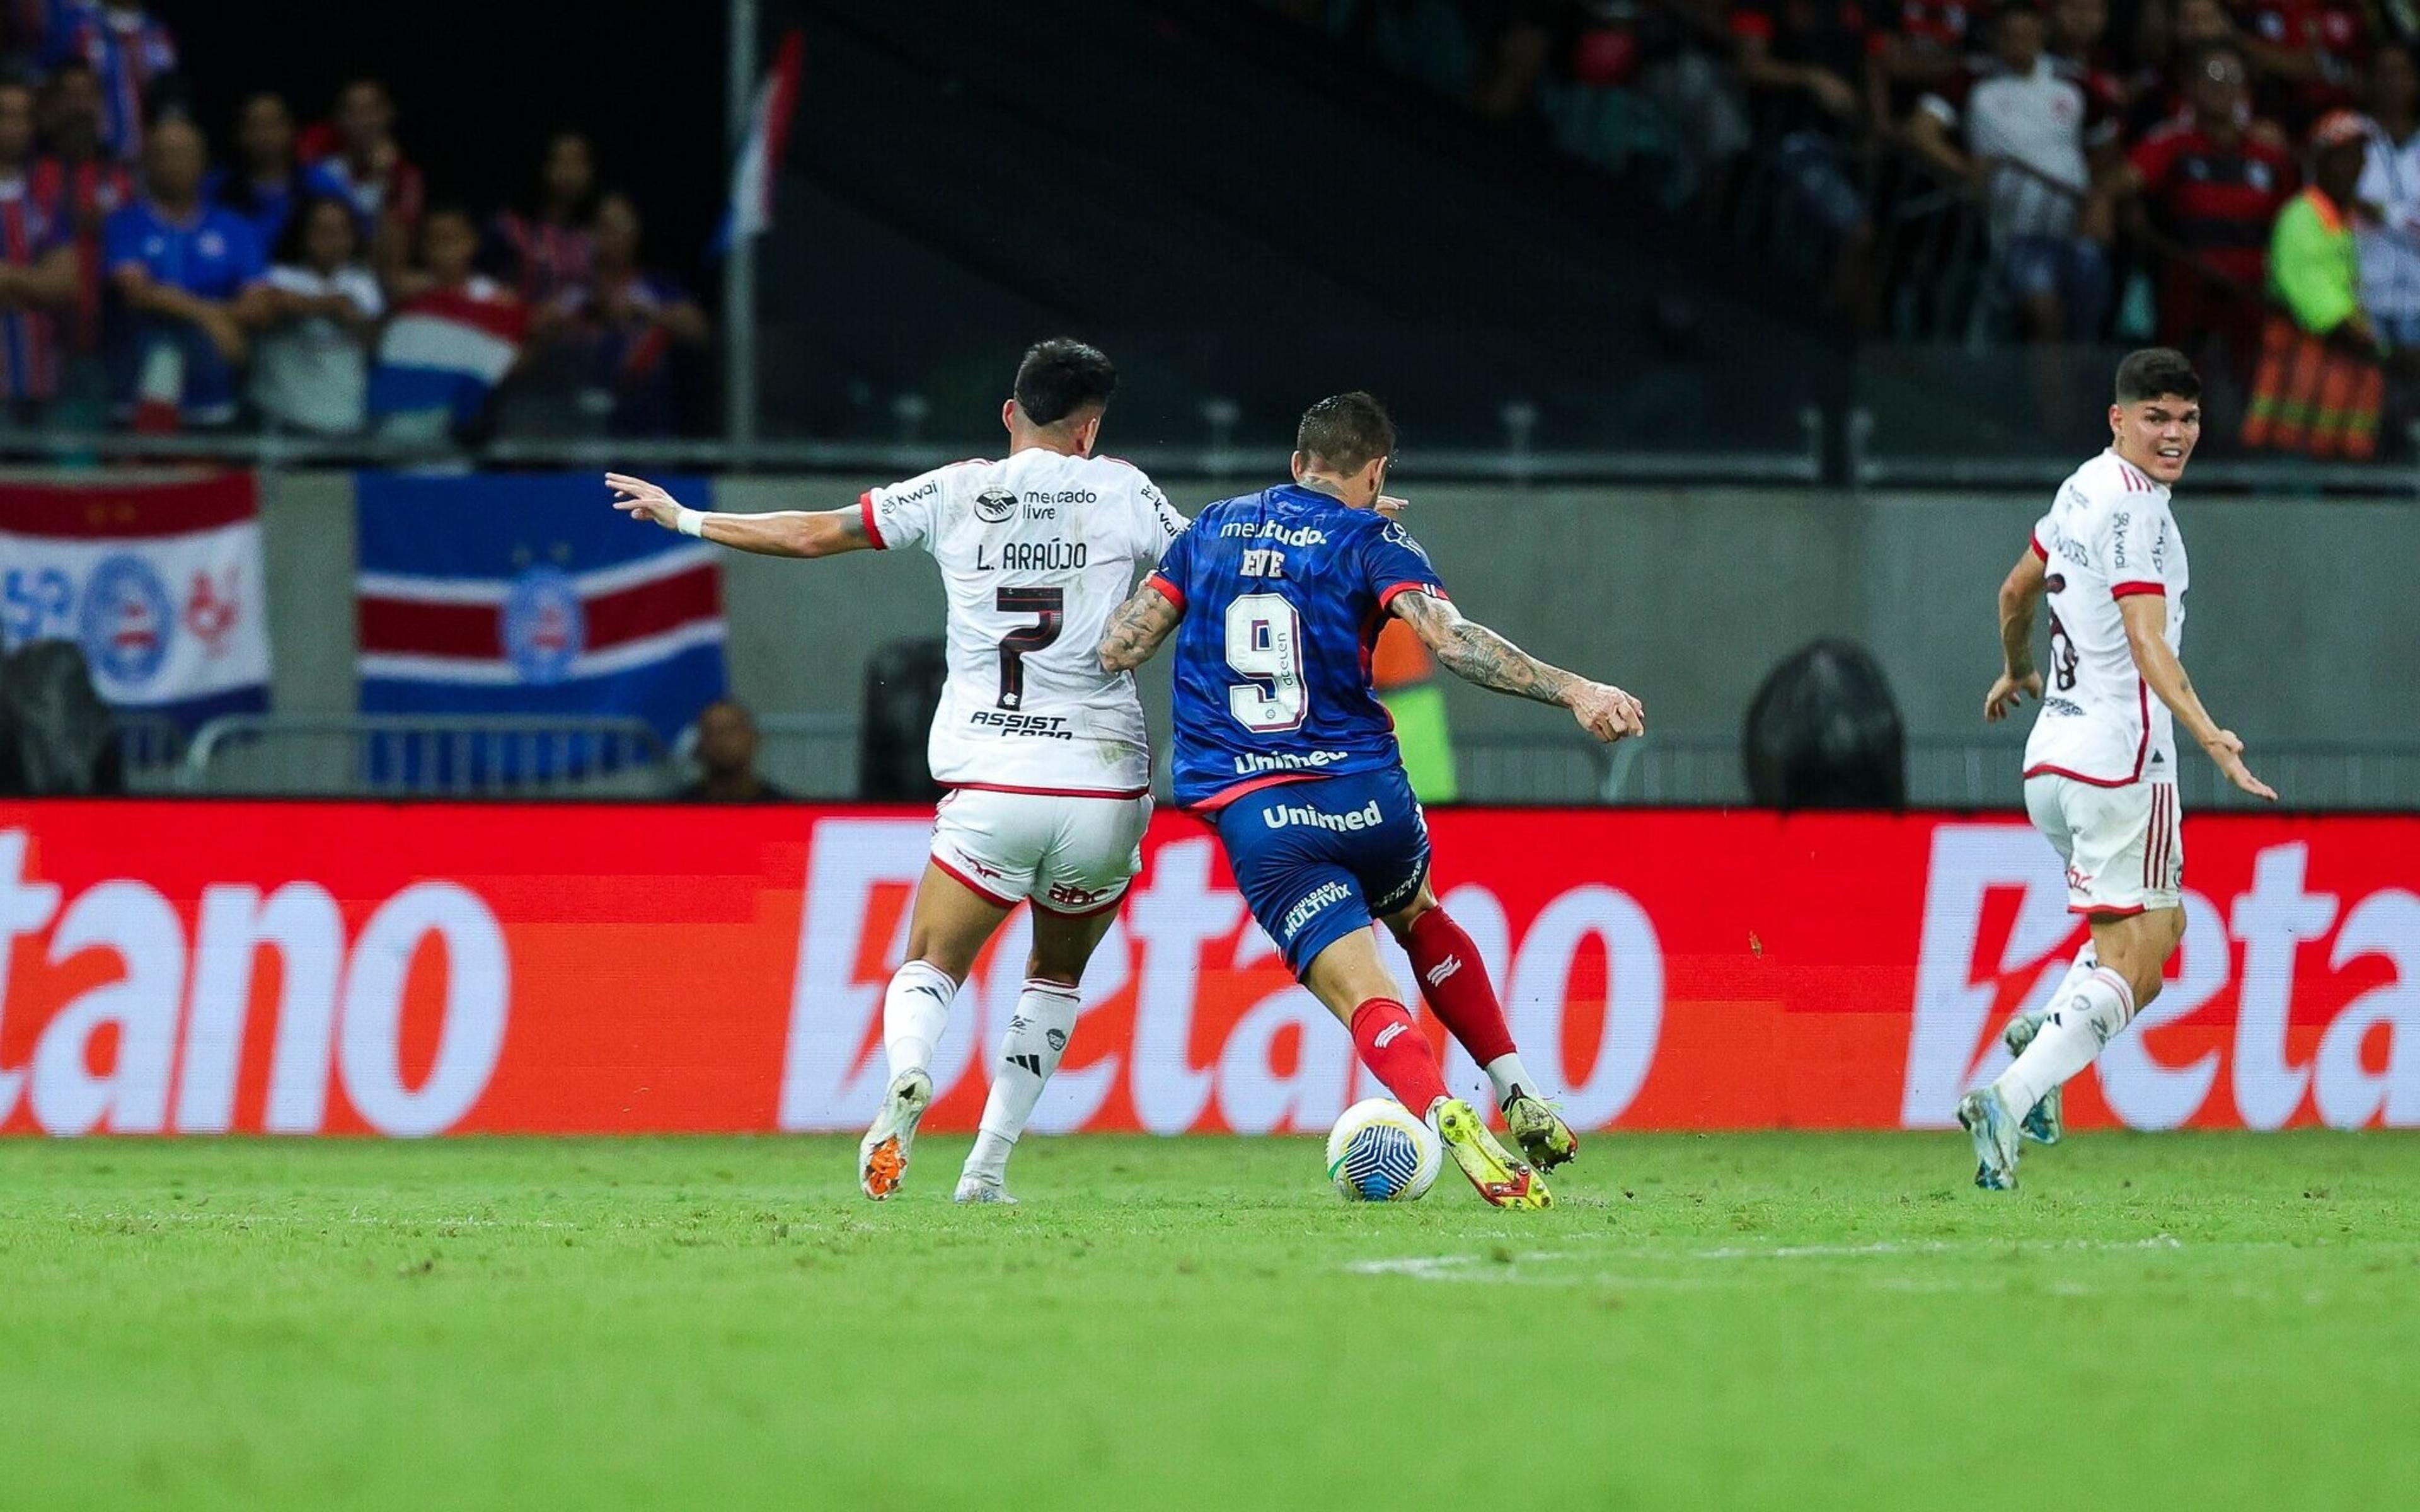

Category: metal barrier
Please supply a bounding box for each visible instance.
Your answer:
[182,715,671,798]
[113,713,191,794]
[1466,731,2420,810]
[671,711,861,799]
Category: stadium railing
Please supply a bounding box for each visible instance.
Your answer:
[128,711,2420,809]
[0,426,1828,486]
[671,711,861,799]
[181,714,671,798]
[115,712,190,794]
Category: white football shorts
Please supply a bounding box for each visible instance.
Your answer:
[2024,774,2184,916]
[929,788,1151,918]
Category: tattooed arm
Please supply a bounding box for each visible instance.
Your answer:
[1390,589,1645,743]
[1098,582,1184,673]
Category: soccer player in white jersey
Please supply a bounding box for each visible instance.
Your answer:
[606,339,1187,1204]
[1959,348,2277,1190]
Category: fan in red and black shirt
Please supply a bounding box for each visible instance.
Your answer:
[2093,40,2294,367]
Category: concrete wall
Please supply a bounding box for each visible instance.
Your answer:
[243,471,2419,746]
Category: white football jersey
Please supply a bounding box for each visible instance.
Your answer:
[2022,449,2190,786]
[861,450,1187,796]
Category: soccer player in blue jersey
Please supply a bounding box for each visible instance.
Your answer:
[1100,393,1645,1208]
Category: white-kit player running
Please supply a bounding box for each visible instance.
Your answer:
[606,338,1187,1204]
[1961,346,2277,1190]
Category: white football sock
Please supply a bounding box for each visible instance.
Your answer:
[1994,967,2134,1114]
[882,959,958,1081]
[2017,942,2101,1033]
[1482,1052,1541,1108]
[963,979,1081,1184]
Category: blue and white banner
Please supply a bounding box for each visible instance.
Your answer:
[0,473,270,726]
[355,472,726,745]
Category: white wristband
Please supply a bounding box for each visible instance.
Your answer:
[674,507,706,537]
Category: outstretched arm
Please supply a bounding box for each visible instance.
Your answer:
[1389,589,1644,742]
[1098,582,1183,673]
[1985,546,2047,721]
[606,472,872,559]
[2121,594,2276,801]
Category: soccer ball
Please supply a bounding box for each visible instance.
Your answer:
[1326,1098,1443,1201]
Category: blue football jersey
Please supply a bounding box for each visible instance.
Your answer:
[1151,483,1448,808]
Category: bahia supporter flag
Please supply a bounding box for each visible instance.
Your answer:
[0,474,269,727]
[365,280,528,438]
[355,473,725,763]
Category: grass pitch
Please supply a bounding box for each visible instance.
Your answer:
[3,1131,2416,1511]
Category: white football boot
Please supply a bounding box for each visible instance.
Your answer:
[858,1069,933,1200]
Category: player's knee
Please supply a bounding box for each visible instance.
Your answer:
[1380,885,1439,939]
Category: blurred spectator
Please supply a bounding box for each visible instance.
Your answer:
[2091,41,2293,366]
[485,129,596,305]
[304,79,423,280]
[536,191,708,436]
[0,77,75,416]
[1635,1,1754,210]
[1871,0,1995,125]
[2124,0,2240,137]
[102,116,267,428]
[32,57,130,381]
[2244,108,2383,454]
[679,701,789,803]
[251,193,379,435]
[42,0,174,163]
[2046,0,2129,170]
[366,204,524,443]
[2356,43,2420,346]
[206,92,325,250]
[2233,0,2369,123]
[1916,6,2111,339]
[2268,108,2375,343]
[1731,0,1884,319]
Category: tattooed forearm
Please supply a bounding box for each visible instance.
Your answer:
[1395,590,1576,707]
[1099,584,1183,672]
[1435,619,1578,706]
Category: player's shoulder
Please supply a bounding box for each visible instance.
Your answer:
[2065,450,2164,510]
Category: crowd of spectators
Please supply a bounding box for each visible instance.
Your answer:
[0,3,710,441]
[1288,0,2420,450]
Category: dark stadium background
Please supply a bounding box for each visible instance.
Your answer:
[155,0,730,287]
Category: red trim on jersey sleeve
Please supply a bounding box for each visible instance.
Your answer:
[928,854,1017,910]
[858,491,888,550]
[1145,573,1185,611]
[2111,581,2165,599]
[2029,532,2048,561]
[1377,581,1446,612]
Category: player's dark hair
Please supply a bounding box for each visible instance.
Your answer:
[2114,348,2201,403]
[1294,391,1397,473]
[1012,338,1117,427]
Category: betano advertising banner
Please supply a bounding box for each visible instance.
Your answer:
[0,803,2414,1137]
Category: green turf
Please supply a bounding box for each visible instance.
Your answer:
[3,1132,2416,1511]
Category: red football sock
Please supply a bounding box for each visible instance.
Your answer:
[1349,997,1451,1114]
[1403,908,1517,1065]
